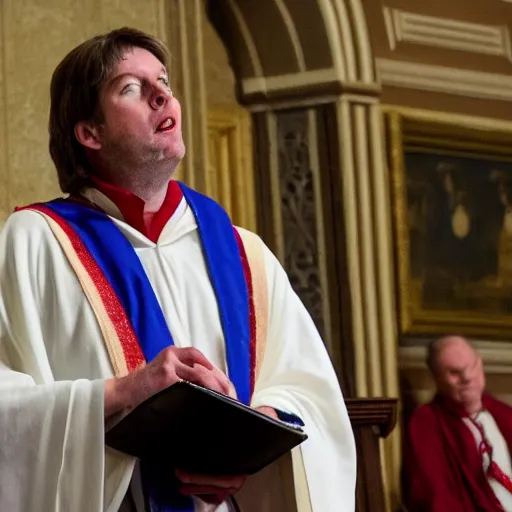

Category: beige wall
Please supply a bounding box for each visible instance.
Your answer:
[202,11,238,108]
[0,1,167,221]
[364,0,512,119]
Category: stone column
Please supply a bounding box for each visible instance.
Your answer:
[164,0,209,193]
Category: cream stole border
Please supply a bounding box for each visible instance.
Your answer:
[33,210,132,378]
[236,228,312,512]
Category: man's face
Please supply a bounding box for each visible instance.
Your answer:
[434,338,485,409]
[92,46,185,183]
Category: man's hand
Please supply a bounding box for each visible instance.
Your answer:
[175,470,247,505]
[104,346,236,418]
[256,405,279,420]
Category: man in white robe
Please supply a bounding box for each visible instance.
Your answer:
[0,27,356,511]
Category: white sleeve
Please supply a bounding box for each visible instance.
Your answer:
[250,241,357,512]
[0,211,130,512]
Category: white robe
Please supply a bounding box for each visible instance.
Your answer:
[0,188,356,511]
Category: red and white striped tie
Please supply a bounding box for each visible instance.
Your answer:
[471,417,512,493]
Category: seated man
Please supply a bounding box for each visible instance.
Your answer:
[403,336,512,511]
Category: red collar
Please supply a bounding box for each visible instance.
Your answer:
[433,392,489,418]
[90,176,183,243]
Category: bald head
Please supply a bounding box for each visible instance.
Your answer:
[426,336,476,375]
[426,336,485,414]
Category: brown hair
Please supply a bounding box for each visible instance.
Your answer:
[49,27,169,194]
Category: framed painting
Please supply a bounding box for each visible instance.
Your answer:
[386,107,512,340]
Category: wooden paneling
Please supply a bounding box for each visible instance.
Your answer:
[347,398,399,512]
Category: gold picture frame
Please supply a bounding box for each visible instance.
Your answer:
[386,107,512,340]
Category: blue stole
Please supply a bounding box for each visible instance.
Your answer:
[42,183,252,511]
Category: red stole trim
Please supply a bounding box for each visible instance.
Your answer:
[20,203,145,372]
[233,229,257,397]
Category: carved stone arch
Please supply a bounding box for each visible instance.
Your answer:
[205,2,401,507]
[207,0,391,399]
[207,0,378,104]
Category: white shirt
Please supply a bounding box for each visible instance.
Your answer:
[463,411,512,511]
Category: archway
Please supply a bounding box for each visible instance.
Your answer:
[207,0,377,105]
[200,0,400,507]
[206,1,401,507]
[207,0,394,397]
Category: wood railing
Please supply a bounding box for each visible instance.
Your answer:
[346,398,399,512]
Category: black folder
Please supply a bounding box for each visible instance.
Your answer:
[105,381,307,476]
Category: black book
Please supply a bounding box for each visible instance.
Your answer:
[105,381,307,477]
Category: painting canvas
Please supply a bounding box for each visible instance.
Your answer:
[387,109,512,340]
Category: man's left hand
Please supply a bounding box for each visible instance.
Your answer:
[175,470,246,504]
[256,405,279,420]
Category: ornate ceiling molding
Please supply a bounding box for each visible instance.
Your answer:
[377,58,512,102]
[241,67,338,95]
[210,0,379,105]
[224,0,265,78]
[274,0,306,72]
[383,7,512,61]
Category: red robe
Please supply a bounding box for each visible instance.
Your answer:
[403,393,512,511]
